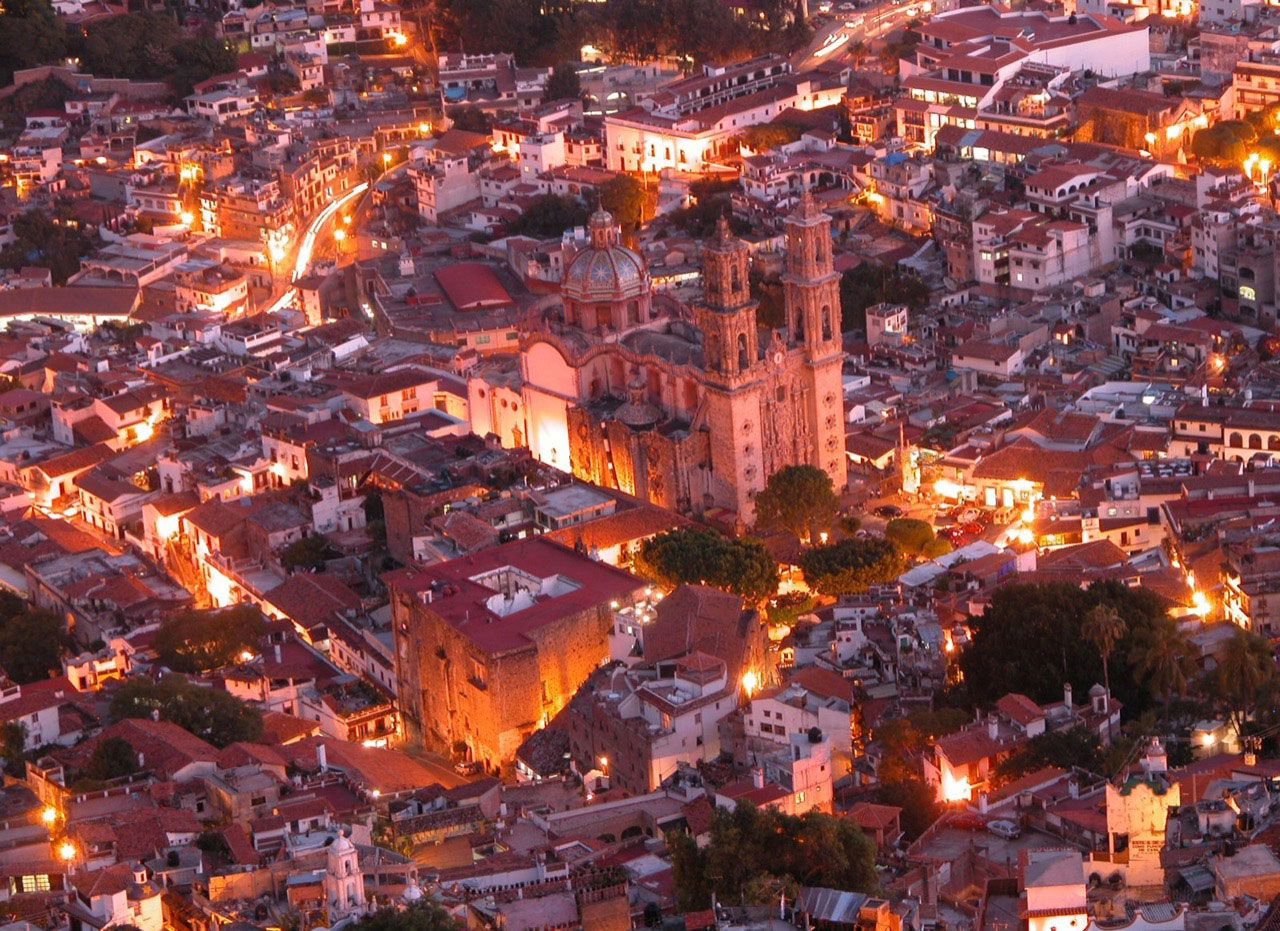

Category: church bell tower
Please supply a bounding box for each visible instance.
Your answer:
[781,192,847,491]
[694,215,760,382]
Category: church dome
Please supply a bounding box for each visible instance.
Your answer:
[614,381,662,430]
[562,210,649,303]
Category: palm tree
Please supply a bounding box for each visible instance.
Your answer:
[1213,629,1277,741]
[1082,604,1127,738]
[1129,619,1195,717]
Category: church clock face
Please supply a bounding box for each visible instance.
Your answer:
[772,350,784,366]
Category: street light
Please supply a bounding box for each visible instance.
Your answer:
[382,152,393,165]
[334,228,347,243]
[41,806,57,826]
[58,841,76,862]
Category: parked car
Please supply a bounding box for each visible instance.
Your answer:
[454,761,484,777]
[987,819,1021,840]
[874,504,903,518]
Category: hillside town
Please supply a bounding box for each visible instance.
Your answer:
[5,0,1280,928]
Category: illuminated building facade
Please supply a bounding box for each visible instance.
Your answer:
[519,198,846,526]
[388,537,645,769]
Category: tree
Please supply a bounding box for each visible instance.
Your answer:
[507,194,590,238]
[84,735,139,782]
[875,707,969,785]
[81,12,183,80]
[1082,604,1127,739]
[995,726,1102,782]
[1190,120,1256,163]
[110,675,264,747]
[838,262,930,333]
[447,106,493,134]
[753,465,839,543]
[348,902,463,931]
[152,605,268,673]
[0,722,25,777]
[597,174,646,233]
[671,803,877,910]
[954,581,1172,716]
[280,534,337,572]
[0,603,66,684]
[0,0,68,84]
[0,209,96,285]
[884,518,950,559]
[797,537,904,596]
[634,528,779,602]
[1127,618,1195,714]
[736,122,805,152]
[1211,629,1278,739]
[171,35,237,96]
[543,62,581,103]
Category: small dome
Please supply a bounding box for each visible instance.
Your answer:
[614,380,661,429]
[562,210,649,303]
[403,883,424,903]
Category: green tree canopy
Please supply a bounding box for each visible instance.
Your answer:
[884,517,950,559]
[348,902,463,931]
[1211,629,1279,739]
[281,534,337,571]
[84,735,139,782]
[736,121,805,152]
[0,209,96,285]
[753,465,840,543]
[153,604,268,673]
[110,675,263,747]
[797,537,904,596]
[0,0,68,84]
[543,62,581,103]
[597,173,646,232]
[0,595,66,684]
[954,580,1175,716]
[446,106,494,133]
[839,263,930,333]
[507,194,590,238]
[1191,120,1257,163]
[634,528,779,602]
[670,803,877,912]
[995,726,1103,782]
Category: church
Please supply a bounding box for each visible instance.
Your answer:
[519,194,847,527]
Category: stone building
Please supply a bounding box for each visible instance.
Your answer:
[387,537,645,769]
[519,195,846,527]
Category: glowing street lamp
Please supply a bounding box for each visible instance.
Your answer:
[333,228,347,243]
[41,806,58,826]
[58,841,76,862]
[741,669,759,697]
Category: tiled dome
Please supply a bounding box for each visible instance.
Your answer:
[562,210,649,303]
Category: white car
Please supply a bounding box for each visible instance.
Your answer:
[987,819,1021,840]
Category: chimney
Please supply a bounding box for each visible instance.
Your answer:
[978,792,989,814]
[751,767,764,789]
[317,742,328,772]
[1069,777,1080,799]
[1063,682,1073,711]
[987,716,999,740]
[274,643,282,663]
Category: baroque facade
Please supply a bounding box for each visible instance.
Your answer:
[520,195,846,525]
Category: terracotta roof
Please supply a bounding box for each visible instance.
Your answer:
[996,692,1045,727]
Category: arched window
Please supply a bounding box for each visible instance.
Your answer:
[1230,432,1243,448]
[730,263,741,293]
[821,306,833,341]
[794,309,805,343]
[1251,433,1263,450]
[738,333,749,370]
[627,300,639,325]
[1269,436,1280,451]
